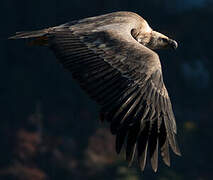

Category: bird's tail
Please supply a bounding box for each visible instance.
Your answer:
[9,28,51,46]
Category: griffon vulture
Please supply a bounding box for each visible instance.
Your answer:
[10,11,181,172]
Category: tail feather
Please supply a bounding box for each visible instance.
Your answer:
[9,28,51,46]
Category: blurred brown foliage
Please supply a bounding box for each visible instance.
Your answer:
[85,128,116,171]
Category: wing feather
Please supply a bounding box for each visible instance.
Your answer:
[137,122,149,171]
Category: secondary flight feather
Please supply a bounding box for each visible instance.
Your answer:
[9,11,181,172]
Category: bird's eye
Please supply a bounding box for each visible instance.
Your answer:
[161,38,168,43]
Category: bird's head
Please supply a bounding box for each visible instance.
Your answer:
[146,31,178,50]
[134,29,178,50]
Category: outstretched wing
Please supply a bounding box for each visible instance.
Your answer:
[46,22,180,171]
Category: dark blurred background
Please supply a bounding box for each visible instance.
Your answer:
[0,0,213,179]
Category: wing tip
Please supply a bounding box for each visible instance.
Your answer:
[174,149,182,157]
[153,167,158,173]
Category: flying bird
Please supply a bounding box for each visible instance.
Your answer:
[10,11,181,172]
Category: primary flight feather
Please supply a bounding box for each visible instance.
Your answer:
[10,11,181,172]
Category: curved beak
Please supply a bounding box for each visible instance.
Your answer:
[169,39,178,50]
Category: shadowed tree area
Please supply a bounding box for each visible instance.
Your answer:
[0,0,213,179]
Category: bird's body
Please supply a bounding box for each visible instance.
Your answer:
[10,11,181,172]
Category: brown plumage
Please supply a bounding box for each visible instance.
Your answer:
[9,11,181,172]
